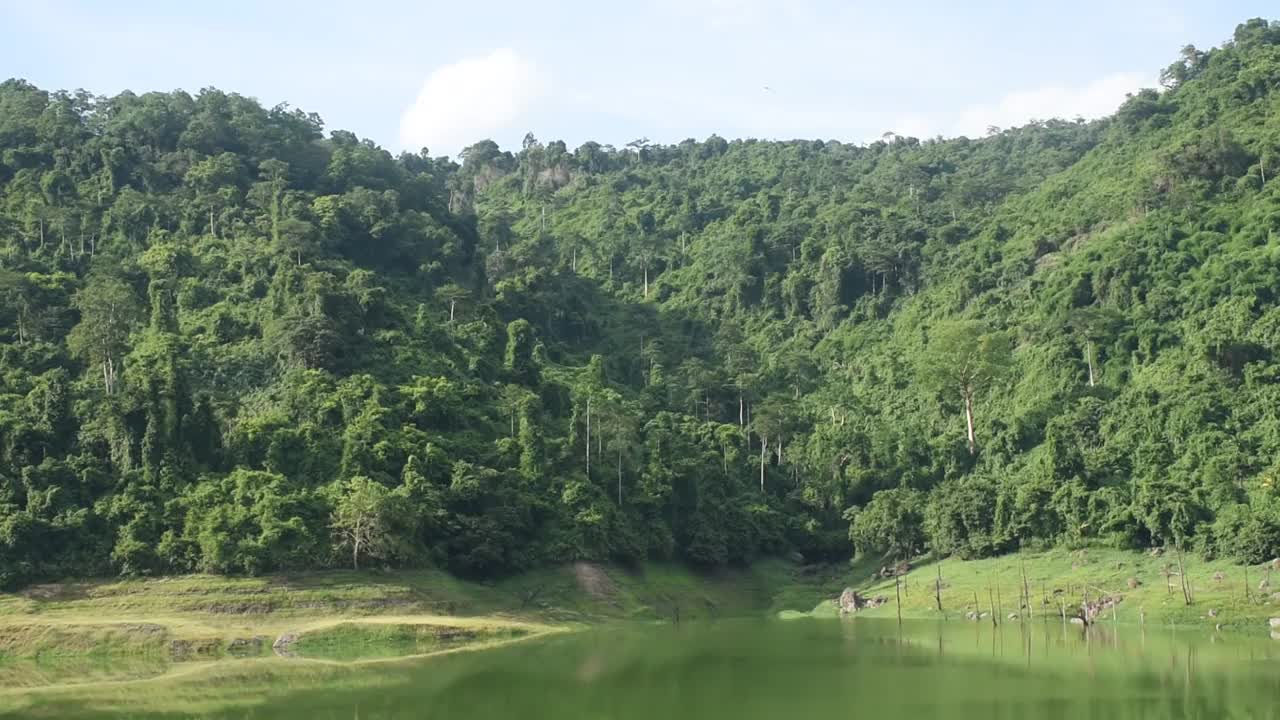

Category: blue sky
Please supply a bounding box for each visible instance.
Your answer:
[1,1,1275,156]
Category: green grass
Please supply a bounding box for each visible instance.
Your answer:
[809,547,1280,631]
[0,559,837,663]
[5,547,1275,678]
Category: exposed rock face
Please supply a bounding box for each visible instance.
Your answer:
[838,588,859,614]
[169,638,221,660]
[836,588,887,614]
[536,164,573,190]
[273,631,300,657]
[228,636,267,656]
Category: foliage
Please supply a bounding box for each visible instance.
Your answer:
[3,21,1280,586]
[847,487,926,559]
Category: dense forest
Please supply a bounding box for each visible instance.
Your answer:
[3,21,1280,588]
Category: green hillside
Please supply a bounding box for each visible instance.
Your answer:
[3,20,1280,588]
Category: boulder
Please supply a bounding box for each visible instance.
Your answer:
[272,631,300,657]
[1268,618,1280,629]
[228,636,266,656]
[838,588,859,614]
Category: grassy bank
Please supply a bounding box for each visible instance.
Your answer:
[4,547,1277,675]
[0,558,860,669]
[814,547,1280,631]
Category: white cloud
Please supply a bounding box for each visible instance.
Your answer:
[399,49,540,155]
[950,71,1152,137]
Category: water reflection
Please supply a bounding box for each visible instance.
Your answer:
[4,618,1280,719]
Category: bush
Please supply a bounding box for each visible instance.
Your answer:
[848,487,926,559]
[925,477,1011,559]
[1211,503,1280,564]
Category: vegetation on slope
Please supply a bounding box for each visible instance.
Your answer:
[3,21,1280,588]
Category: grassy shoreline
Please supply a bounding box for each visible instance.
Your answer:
[805,547,1280,632]
[0,559,854,667]
[2,548,1278,672]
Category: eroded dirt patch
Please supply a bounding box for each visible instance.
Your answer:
[573,562,617,600]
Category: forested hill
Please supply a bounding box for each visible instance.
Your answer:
[3,21,1280,588]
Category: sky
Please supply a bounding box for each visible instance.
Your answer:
[1,1,1275,157]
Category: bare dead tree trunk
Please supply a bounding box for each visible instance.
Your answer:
[760,435,767,492]
[896,576,903,629]
[102,355,117,395]
[585,396,591,479]
[935,563,943,614]
[963,390,977,455]
[1021,559,1032,621]
[1086,340,1096,387]
[1176,546,1192,605]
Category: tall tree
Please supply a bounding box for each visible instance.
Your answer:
[66,275,141,396]
[918,321,1013,455]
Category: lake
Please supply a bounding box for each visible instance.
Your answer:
[3,618,1279,718]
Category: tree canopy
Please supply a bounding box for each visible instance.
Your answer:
[3,20,1280,587]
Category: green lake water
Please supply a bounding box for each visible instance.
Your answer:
[3,618,1280,719]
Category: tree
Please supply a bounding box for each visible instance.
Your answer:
[331,476,395,571]
[918,321,1013,455]
[504,319,538,384]
[847,488,926,559]
[66,275,141,395]
[436,282,469,322]
[1066,306,1124,387]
